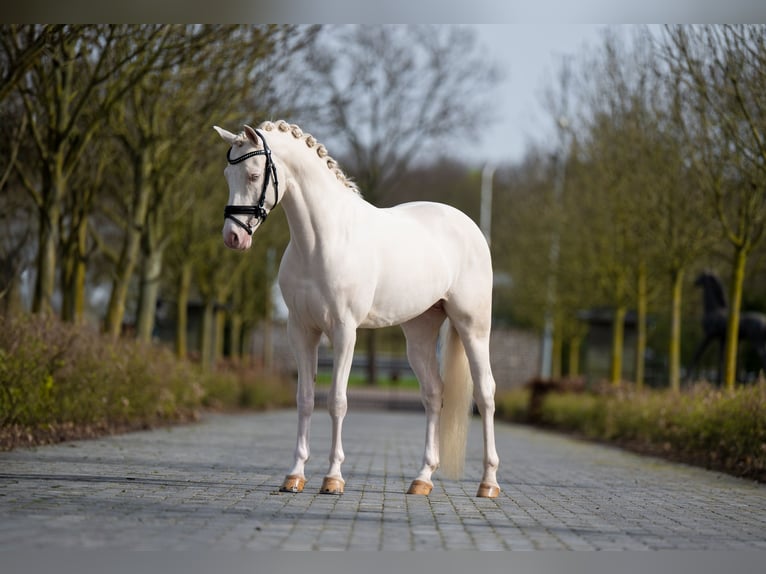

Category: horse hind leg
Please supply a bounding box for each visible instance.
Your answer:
[463,331,501,498]
[445,304,500,498]
[753,335,766,379]
[401,307,446,496]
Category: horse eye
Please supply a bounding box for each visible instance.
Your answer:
[248,172,260,182]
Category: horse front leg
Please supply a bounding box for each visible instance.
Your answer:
[687,333,714,384]
[754,335,766,378]
[280,320,321,493]
[716,336,725,386]
[321,323,357,495]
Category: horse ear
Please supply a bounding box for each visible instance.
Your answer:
[243,125,260,147]
[213,125,238,145]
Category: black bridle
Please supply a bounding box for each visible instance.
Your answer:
[223,129,279,235]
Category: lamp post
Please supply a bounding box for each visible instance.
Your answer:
[541,117,569,379]
[481,163,495,248]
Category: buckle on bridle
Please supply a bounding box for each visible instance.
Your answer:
[223,205,268,235]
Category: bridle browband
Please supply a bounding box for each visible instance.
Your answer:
[223,129,279,236]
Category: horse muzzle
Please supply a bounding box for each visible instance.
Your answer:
[222,222,252,251]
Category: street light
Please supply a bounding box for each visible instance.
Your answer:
[541,117,569,379]
[481,163,495,248]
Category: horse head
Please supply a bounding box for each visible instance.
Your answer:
[694,271,727,312]
[214,124,282,251]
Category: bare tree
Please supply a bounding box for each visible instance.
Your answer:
[534,27,716,389]
[661,25,766,390]
[0,25,68,103]
[11,25,173,315]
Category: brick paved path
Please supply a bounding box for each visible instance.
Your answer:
[1,409,764,550]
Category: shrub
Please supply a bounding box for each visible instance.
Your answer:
[496,381,766,482]
[0,314,294,450]
[202,362,295,411]
[494,387,531,423]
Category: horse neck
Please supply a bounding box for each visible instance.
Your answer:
[703,283,727,315]
[278,153,360,257]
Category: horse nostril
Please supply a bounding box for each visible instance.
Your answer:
[229,232,239,247]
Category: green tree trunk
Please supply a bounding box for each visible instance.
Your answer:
[200,299,215,371]
[104,150,152,337]
[175,262,191,359]
[610,305,627,387]
[32,181,61,315]
[135,247,164,342]
[1,270,24,317]
[724,246,749,391]
[60,212,89,323]
[552,312,564,379]
[568,334,582,378]
[214,303,226,365]
[366,329,378,384]
[228,313,243,364]
[669,267,685,392]
[634,262,648,389]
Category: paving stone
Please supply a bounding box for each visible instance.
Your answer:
[1,410,764,550]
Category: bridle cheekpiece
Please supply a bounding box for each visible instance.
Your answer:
[223,129,279,235]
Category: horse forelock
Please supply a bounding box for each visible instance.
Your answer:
[258,119,361,196]
[229,131,249,149]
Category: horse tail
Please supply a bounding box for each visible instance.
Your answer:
[439,320,473,480]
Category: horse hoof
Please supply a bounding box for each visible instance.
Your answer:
[319,476,345,495]
[406,480,433,495]
[476,482,500,498]
[280,475,306,493]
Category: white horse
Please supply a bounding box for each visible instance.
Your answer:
[214,120,500,498]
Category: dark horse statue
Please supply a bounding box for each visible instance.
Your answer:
[688,271,766,384]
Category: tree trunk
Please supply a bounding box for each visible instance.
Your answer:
[60,212,88,323]
[104,151,152,337]
[669,267,684,392]
[1,269,24,317]
[551,312,563,379]
[135,247,164,342]
[60,243,76,322]
[174,263,191,359]
[724,246,749,391]
[366,329,378,385]
[200,298,215,371]
[228,312,243,364]
[214,303,226,365]
[32,194,60,315]
[262,288,274,371]
[610,305,627,387]
[567,333,582,378]
[634,262,648,390]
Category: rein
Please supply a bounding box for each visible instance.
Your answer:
[223,129,279,235]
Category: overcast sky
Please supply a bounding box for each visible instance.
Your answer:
[466,24,613,167]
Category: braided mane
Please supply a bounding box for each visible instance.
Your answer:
[258,119,360,196]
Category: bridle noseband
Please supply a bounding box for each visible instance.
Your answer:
[223,129,279,236]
